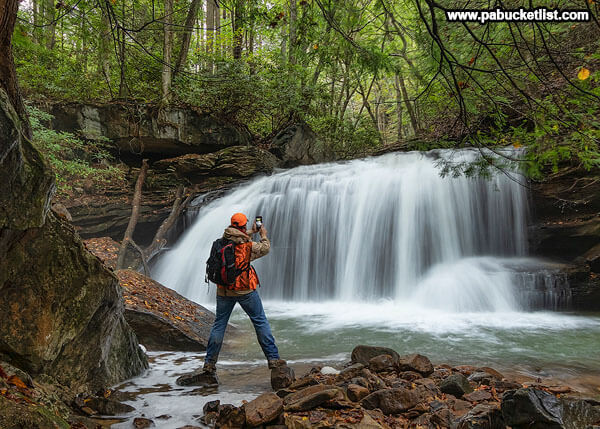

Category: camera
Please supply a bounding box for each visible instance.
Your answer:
[255,216,263,230]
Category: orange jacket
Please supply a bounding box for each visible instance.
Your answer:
[217,227,270,295]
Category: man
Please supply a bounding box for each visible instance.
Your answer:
[177,212,293,388]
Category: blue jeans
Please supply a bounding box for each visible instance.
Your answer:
[205,290,280,365]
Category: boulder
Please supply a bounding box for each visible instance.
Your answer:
[368,354,395,372]
[360,388,420,414]
[463,390,492,402]
[153,145,280,183]
[338,363,365,380]
[216,404,246,429]
[1,88,147,393]
[458,403,505,429]
[440,374,474,398]
[269,121,333,167]
[350,346,400,366]
[501,388,563,428]
[397,354,434,376]
[244,392,284,427]
[347,384,370,402]
[284,384,344,412]
[45,101,251,156]
[115,270,216,351]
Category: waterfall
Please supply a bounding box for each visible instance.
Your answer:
[153,150,557,311]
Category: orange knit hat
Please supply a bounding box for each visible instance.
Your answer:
[230,213,248,228]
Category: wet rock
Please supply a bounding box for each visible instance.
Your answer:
[347,384,370,402]
[561,397,600,429]
[397,354,434,376]
[203,400,221,414]
[501,387,563,428]
[469,370,502,385]
[440,374,474,398]
[271,364,295,390]
[431,408,456,427]
[134,417,155,428]
[360,368,388,392]
[216,404,246,429]
[450,398,473,417]
[349,376,370,389]
[398,371,422,381]
[492,379,522,392]
[458,403,505,429]
[415,378,441,395]
[288,375,320,390]
[350,345,400,366]
[463,390,492,402]
[85,396,135,415]
[360,388,420,414]
[338,363,365,381]
[368,354,395,372]
[275,388,294,398]
[284,384,344,412]
[244,392,284,427]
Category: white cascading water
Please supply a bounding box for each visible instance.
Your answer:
[152,149,550,312]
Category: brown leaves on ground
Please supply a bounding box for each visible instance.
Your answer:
[116,269,211,339]
[83,237,120,269]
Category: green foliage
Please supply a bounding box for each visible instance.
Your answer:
[27,105,124,195]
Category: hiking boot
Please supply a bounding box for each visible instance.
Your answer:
[269,359,295,389]
[268,359,287,369]
[176,365,219,387]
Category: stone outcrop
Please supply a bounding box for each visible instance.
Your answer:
[43,101,251,156]
[269,121,334,167]
[1,88,147,393]
[529,167,600,310]
[154,145,280,182]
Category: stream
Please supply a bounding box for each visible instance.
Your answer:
[111,150,600,427]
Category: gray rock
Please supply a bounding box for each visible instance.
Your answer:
[440,374,474,398]
[458,403,505,429]
[501,388,563,428]
[45,102,251,156]
[270,121,334,167]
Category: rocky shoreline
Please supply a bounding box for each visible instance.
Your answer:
[194,345,599,429]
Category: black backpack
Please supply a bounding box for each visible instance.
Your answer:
[205,238,249,286]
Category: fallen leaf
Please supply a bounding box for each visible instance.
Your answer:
[7,375,27,390]
[578,67,590,80]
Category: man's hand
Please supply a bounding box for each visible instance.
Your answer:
[247,221,258,235]
[259,225,268,239]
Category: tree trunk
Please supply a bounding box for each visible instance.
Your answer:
[397,72,418,135]
[44,0,56,49]
[288,0,297,65]
[118,0,127,98]
[116,160,149,270]
[206,0,215,72]
[232,0,243,59]
[162,0,173,101]
[394,74,403,142]
[175,0,201,77]
[0,0,29,135]
[98,0,111,92]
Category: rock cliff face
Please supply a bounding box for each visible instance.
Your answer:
[44,101,251,157]
[0,89,147,393]
[529,168,600,310]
